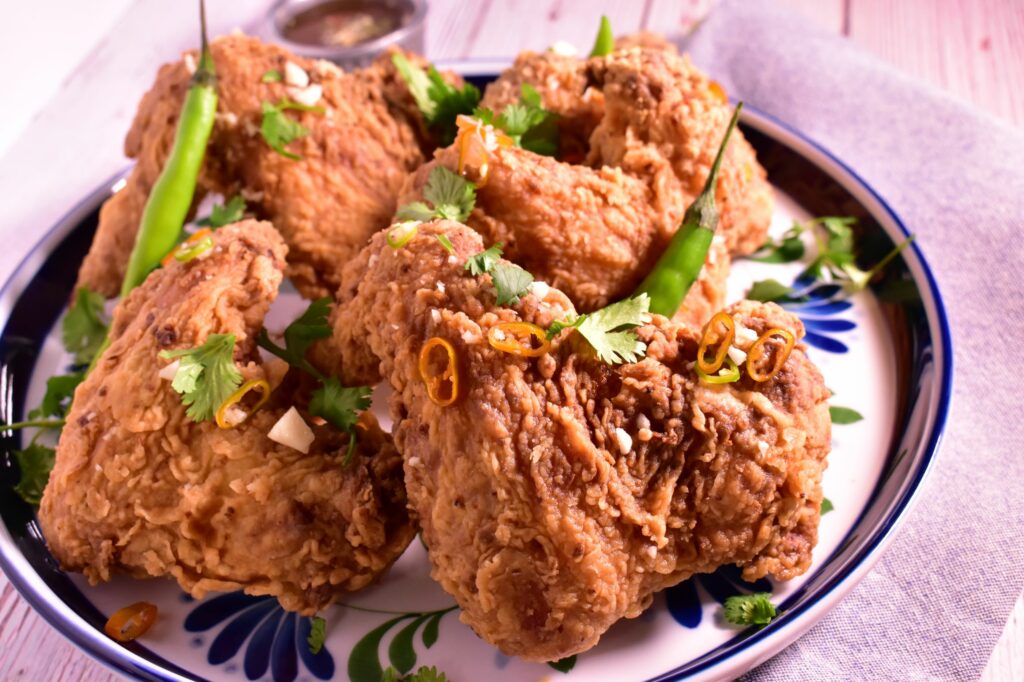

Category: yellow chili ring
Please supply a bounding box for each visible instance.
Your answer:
[214,378,271,429]
[697,311,736,375]
[487,322,551,357]
[746,328,796,382]
[161,228,213,266]
[104,601,158,642]
[418,337,459,406]
[696,356,740,384]
[386,220,421,249]
[455,115,513,187]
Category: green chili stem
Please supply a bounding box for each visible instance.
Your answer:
[634,103,743,317]
[2,419,65,431]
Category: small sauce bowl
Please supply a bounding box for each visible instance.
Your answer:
[259,0,427,68]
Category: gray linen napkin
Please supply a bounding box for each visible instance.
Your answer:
[680,1,1024,679]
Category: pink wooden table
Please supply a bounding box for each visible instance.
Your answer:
[0,0,1020,679]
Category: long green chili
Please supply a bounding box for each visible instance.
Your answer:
[634,102,743,317]
[589,16,614,57]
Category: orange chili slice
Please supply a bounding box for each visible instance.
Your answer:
[487,322,551,357]
[455,115,513,187]
[746,328,796,382]
[104,602,158,642]
[161,228,214,266]
[215,379,271,429]
[418,337,458,406]
[709,80,728,104]
[697,311,736,375]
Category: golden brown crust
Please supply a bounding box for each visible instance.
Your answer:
[43,220,414,614]
[76,36,432,300]
[329,221,831,660]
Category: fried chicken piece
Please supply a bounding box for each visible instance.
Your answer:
[475,46,773,257]
[41,220,414,614]
[400,144,729,322]
[76,35,437,300]
[614,31,679,53]
[329,221,830,660]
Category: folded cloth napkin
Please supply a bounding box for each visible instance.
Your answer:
[681,1,1024,679]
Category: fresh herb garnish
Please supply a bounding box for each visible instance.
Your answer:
[261,69,283,83]
[746,278,794,302]
[436,234,455,255]
[821,497,834,514]
[723,593,777,626]
[750,221,805,263]
[491,264,534,306]
[392,53,481,145]
[465,243,504,276]
[29,372,85,420]
[548,294,650,365]
[257,298,372,463]
[396,167,477,223]
[307,616,326,654]
[198,195,247,228]
[475,83,559,156]
[548,655,577,673]
[382,666,449,682]
[589,15,615,57]
[63,287,109,365]
[260,98,324,160]
[159,334,242,422]
[829,405,864,424]
[12,442,56,506]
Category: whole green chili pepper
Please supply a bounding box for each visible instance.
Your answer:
[119,0,218,298]
[589,15,614,57]
[634,102,743,317]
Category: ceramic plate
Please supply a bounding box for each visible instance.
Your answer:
[0,64,951,681]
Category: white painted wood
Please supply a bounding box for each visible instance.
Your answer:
[0,0,1020,680]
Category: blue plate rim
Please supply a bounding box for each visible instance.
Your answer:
[0,86,952,681]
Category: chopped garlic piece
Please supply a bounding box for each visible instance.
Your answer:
[636,413,651,430]
[159,359,180,381]
[757,441,769,455]
[735,322,758,345]
[284,60,310,87]
[430,308,442,324]
[529,281,551,299]
[614,427,633,455]
[287,83,322,107]
[267,406,315,454]
[727,345,748,367]
[223,405,248,427]
[436,281,446,293]
[491,328,506,341]
[549,40,578,57]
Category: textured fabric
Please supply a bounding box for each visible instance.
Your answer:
[680,1,1024,680]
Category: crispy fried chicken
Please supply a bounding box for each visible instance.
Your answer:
[328,221,831,661]
[41,220,414,614]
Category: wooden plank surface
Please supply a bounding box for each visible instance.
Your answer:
[0,0,1020,680]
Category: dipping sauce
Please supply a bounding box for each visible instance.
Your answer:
[281,0,411,48]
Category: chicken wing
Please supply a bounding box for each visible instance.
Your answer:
[328,221,830,660]
[41,220,414,614]
[76,35,438,300]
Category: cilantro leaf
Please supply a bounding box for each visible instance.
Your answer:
[261,69,283,83]
[829,405,864,424]
[62,287,109,365]
[13,442,56,506]
[159,334,242,422]
[465,243,504,276]
[723,593,777,626]
[392,53,480,145]
[309,378,372,465]
[747,279,794,302]
[575,294,650,364]
[396,167,476,223]
[548,655,577,673]
[751,221,805,263]
[821,497,834,515]
[28,372,84,420]
[257,297,332,378]
[491,263,534,306]
[382,667,401,682]
[198,195,247,228]
[307,616,326,654]
[405,666,449,682]
[472,84,559,157]
[261,98,324,160]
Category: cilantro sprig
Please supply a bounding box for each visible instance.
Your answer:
[261,98,325,160]
[257,298,372,464]
[198,195,247,228]
[396,167,477,223]
[160,334,242,423]
[723,593,777,627]
[474,83,559,156]
[382,665,449,682]
[392,53,480,145]
[547,294,650,365]
[464,242,503,276]
[462,242,534,306]
[307,616,326,654]
[12,443,56,506]
[63,287,109,365]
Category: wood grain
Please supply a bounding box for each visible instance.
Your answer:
[0,0,1020,680]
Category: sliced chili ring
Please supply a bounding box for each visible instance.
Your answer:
[746,328,796,382]
[418,337,459,406]
[455,115,513,187]
[697,311,736,374]
[487,322,551,357]
[386,220,421,248]
[104,601,158,642]
[696,356,740,384]
[215,378,271,429]
[162,228,214,266]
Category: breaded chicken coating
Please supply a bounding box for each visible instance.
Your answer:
[42,221,414,614]
[76,35,437,300]
[328,221,831,661]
